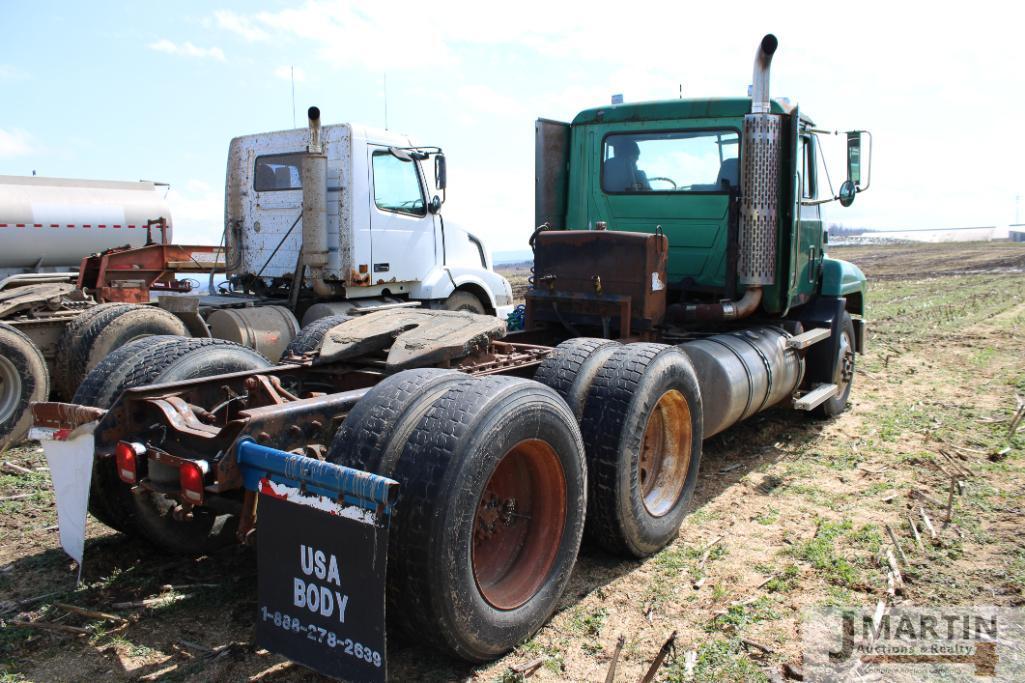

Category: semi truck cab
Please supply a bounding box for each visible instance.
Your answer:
[225,113,513,319]
[535,36,870,329]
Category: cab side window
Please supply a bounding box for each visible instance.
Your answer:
[372,152,426,216]
[801,136,818,199]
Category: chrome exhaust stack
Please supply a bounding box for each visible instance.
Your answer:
[669,35,781,324]
[738,34,783,290]
[301,106,344,297]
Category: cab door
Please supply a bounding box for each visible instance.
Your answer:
[366,146,436,284]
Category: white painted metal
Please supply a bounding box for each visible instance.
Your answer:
[0,176,170,270]
[225,122,512,312]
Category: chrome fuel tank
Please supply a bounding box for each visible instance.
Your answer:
[679,326,803,438]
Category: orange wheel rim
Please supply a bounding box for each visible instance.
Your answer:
[638,389,692,517]
[472,439,567,610]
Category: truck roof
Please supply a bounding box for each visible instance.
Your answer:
[572,97,808,126]
[229,123,418,148]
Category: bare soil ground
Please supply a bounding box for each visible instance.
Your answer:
[2,241,1024,682]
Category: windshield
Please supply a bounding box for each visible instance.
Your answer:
[602,130,740,194]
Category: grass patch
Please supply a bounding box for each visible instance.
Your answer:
[662,638,769,683]
[789,519,861,587]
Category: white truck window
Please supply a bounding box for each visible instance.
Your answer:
[372,152,426,216]
[254,154,303,192]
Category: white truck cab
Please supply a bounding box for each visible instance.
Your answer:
[224,114,513,321]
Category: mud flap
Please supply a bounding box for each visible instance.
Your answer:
[30,422,97,581]
[236,440,398,683]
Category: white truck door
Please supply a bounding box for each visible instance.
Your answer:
[366,146,436,285]
[248,151,305,278]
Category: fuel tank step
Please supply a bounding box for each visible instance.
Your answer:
[793,383,839,411]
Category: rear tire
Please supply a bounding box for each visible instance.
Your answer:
[280,314,352,360]
[0,323,49,450]
[580,343,704,557]
[534,337,621,421]
[58,304,188,400]
[335,374,587,661]
[326,368,464,474]
[75,336,270,550]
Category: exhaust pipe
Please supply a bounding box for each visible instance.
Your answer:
[750,34,778,114]
[673,35,780,323]
[301,106,344,297]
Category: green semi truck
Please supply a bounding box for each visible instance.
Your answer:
[32,34,870,679]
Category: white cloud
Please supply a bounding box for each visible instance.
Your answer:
[0,129,34,158]
[456,85,528,118]
[148,39,226,62]
[165,179,223,244]
[214,10,269,42]
[0,65,28,81]
[273,65,306,83]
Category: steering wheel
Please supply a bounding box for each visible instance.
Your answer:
[648,177,678,190]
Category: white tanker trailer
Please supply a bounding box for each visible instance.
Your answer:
[0,175,168,279]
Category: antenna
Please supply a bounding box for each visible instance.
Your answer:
[384,73,389,130]
[291,66,297,128]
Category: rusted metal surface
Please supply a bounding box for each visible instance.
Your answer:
[472,438,566,610]
[77,243,225,303]
[526,230,667,337]
[318,308,507,369]
[638,389,692,517]
[31,402,106,431]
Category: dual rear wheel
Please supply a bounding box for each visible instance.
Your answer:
[328,371,587,661]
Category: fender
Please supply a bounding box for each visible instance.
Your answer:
[408,266,514,316]
[821,257,867,315]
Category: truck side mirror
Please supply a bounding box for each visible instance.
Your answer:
[434,153,447,192]
[429,195,442,214]
[846,132,862,186]
[838,180,857,207]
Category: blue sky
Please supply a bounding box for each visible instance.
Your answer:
[2,1,1022,252]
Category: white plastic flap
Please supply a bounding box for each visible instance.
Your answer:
[40,422,97,574]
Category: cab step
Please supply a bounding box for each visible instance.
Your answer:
[786,327,831,350]
[793,383,839,410]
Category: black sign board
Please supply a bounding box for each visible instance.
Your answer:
[256,483,389,682]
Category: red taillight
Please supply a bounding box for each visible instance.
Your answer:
[115,441,143,484]
[180,462,205,504]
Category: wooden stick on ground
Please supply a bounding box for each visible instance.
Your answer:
[0,493,32,502]
[9,619,91,636]
[510,658,543,678]
[604,635,625,683]
[944,477,957,525]
[885,524,909,565]
[907,512,925,551]
[639,630,677,683]
[741,638,775,656]
[54,602,127,624]
[1,461,34,476]
[111,593,192,610]
[919,507,937,540]
[911,489,945,508]
[885,548,904,593]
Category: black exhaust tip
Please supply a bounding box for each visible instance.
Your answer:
[307,106,321,122]
[761,34,778,55]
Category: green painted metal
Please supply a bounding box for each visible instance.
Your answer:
[820,256,867,301]
[563,97,848,319]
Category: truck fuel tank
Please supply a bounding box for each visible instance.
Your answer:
[679,326,803,438]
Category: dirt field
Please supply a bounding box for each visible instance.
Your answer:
[2,241,1024,682]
